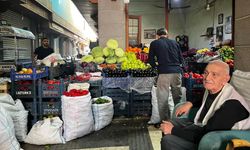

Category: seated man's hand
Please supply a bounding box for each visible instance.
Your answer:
[175,101,193,117]
[160,121,174,135]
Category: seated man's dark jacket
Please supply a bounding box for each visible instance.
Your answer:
[172,92,249,144]
[148,37,184,74]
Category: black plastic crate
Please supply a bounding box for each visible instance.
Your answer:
[40,81,65,98]
[130,100,152,116]
[187,62,208,74]
[184,77,204,90]
[14,81,37,98]
[88,79,102,87]
[49,66,62,79]
[41,98,61,116]
[89,86,102,98]
[131,90,151,101]
[102,88,130,116]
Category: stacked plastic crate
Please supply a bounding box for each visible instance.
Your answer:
[11,67,48,125]
[38,79,65,118]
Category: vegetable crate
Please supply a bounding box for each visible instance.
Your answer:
[40,80,65,98]
[186,88,205,104]
[130,100,152,116]
[89,86,102,98]
[102,88,130,116]
[130,90,152,116]
[22,100,38,126]
[184,77,204,90]
[41,98,61,116]
[14,81,36,98]
[49,65,62,79]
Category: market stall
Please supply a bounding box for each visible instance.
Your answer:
[0,25,35,72]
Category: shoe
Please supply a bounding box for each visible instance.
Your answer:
[154,123,161,128]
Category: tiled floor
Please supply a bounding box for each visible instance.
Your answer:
[21,117,162,150]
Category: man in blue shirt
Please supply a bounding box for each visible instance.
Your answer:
[148,28,184,126]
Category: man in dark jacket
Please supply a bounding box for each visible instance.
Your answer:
[34,37,54,60]
[148,28,184,125]
[160,60,250,150]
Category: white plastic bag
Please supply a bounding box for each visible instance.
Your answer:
[0,106,20,150]
[24,117,65,145]
[61,93,94,141]
[148,86,161,124]
[0,97,28,142]
[67,83,90,91]
[92,96,114,131]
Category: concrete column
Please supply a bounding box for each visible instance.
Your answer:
[98,0,126,49]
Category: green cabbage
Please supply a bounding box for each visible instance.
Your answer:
[94,57,105,64]
[115,48,125,57]
[103,47,110,57]
[106,39,118,49]
[81,55,94,63]
[91,46,103,58]
[108,48,115,57]
[117,56,128,63]
[105,57,117,64]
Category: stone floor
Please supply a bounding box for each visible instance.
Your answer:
[21,117,162,150]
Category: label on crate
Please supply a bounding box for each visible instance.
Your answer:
[15,74,32,79]
[42,91,60,97]
[16,91,31,95]
[43,108,60,115]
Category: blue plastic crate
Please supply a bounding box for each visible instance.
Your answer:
[11,67,48,81]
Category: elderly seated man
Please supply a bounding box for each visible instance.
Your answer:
[160,60,250,150]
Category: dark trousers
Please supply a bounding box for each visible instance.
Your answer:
[161,118,198,150]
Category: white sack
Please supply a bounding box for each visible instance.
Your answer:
[148,86,186,124]
[0,97,28,142]
[0,105,20,150]
[24,117,65,145]
[61,93,94,141]
[67,83,90,91]
[92,96,114,131]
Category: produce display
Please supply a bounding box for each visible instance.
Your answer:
[63,89,89,97]
[218,46,234,68]
[92,98,110,104]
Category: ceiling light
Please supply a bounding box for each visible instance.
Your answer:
[124,0,129,3]
[206,4,210,10]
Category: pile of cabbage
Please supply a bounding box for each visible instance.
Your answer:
[81,39,127,64]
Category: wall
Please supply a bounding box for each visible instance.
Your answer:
[183,0,232,49]
[128,0,165,46]
[234,0,250,71]
[128,0,232,49]
[98,0,126,49]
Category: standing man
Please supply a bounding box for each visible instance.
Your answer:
[34,37,54,60]
[148,28,184,126]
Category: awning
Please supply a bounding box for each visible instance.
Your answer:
[0,26,35,39]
